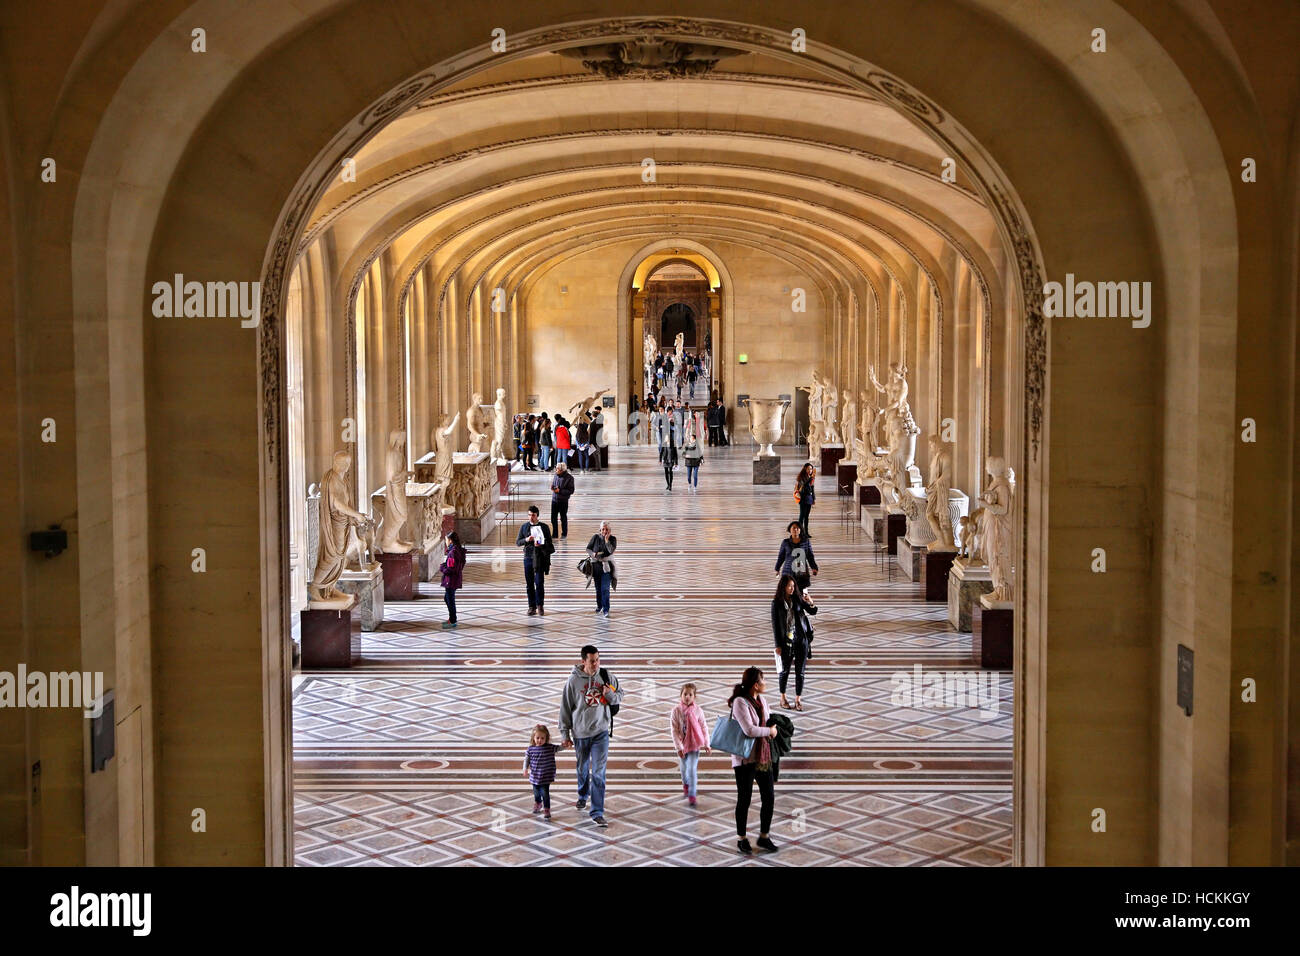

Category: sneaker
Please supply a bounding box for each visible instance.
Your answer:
[440,621,457,630]
[575,799,587,810]
[683,783,690,795]
[543,808,552,819]
[601,609,609,618]
[737,839,753,856]
[592,816,608,828]
[756,836,779,853]
[532,802,542,814]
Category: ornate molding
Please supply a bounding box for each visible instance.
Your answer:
[557,38,744,78]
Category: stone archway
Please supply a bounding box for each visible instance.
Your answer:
[55,2,1250,867]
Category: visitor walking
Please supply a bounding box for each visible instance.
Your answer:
[771,574,818,710]
[538,415,553,471]
[438,531,467,630]
[512,414,523,459]
[683,421,703,489]
[727,666,780,855]
[522,414,538,470]
[524,724,567,820]
[795,462,816,538]
[660,423,679,490]
[774,520,819,593]
[554,415,572,467]
[688,362,698,399]
[706,399,722,446]
[575,417,591,472]
[585,520,617,617]
[559,645,624,827]
[670,683,711,806]
[515,505,554,615]
[549,461,574,540]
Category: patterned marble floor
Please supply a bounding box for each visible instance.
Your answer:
[293,444,1013,866]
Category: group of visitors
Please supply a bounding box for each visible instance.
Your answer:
[513,409,607,472]
[650,350,706,403]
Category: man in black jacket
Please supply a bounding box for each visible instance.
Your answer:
[550,462,575,539]
[516,505,554,615]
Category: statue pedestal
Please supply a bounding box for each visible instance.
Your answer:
[449,452,496,543]
[974,594,1013,668]
[301,599,361,668]
[371,482,445,583]
[896,537,925,581]
[948,560,994,632]
[853,479,881,520]
[836,461,857,495]
[337,563,384,630]
[922,549,957,601]
[378,551,417,601]
[413,452,437,483]
[863,504,884,545]
[454,503,495,544]
[819,443,845,476]
[753,455,780,485]
[886,511,906,554]
[496,462,509,496]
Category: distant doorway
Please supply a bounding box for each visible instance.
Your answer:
[661,303,696,348]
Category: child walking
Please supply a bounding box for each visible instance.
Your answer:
[524,723,566,819]
[670,683,711,806]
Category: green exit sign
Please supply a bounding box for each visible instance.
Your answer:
[737,353,748,364]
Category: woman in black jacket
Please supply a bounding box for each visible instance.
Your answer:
[771,574,818,710]
[660,428,679,490]
[774,521,819,593]
[795,463,816,538]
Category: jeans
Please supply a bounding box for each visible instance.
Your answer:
[734,764,775,837]
[443,587,457,623]
[686,464,699,486]
[679,750,700,798]
[778,644,807,696]
[539,446,551,469]
[594,566,610,613]
[550,499,569,539]
[799,500,812,538]
[574,731,609,817]
[690,380,696,398]
[531,783,551,809]
[524,560,545,609]
[578,447,589,470]
[708,425,719,446]
[664,465,674,489]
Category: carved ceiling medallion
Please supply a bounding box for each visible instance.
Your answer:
[558,38,745,79]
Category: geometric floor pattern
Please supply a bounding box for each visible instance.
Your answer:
[294,443,1013,865]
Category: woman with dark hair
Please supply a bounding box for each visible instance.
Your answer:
[728,666,780,855]
[771,574,818,710]
[660,418,679,491]
[439,531,467,630]
[774,521,819,593]
[794,463,816,538]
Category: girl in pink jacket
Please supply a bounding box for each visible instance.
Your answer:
[671,683,711,805]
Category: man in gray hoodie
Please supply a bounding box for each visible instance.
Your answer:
[559,644,625,827]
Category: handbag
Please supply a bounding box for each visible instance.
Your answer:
[709,713,755,759]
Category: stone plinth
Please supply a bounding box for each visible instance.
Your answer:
[378,550,417,601]
[922,549,957,602]
[413,452,437,483]
[853,479,881,520]
[753,455,780,484]
[448,452,496,543]
[496,462,509,496]
[886,511,906,554]
[897,536,925,581]
[337,563,384,630]
[948,560,994,632]
[837,461,857,495]
[973,595,1013,668]
[819,443,845,476]
[863,504,885,545]
[371,482,445,582]
[301,599,361,668]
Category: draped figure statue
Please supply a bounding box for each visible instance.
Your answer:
[309,449,369,605]
[378,430,414,553]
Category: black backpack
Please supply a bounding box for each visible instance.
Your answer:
[599,667,620,737]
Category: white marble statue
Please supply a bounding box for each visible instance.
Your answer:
[980,456,1016,600]
[433,411,461,489]
[822,380,841,444]
[466,392,487,453]
[490,387,509,462]
[924,435,956,550]
[959,507,983,561]
[309,449,370,606]
[841,392,857,461]
[674,332,685,369]
[643,331,657,373]
[378,430,414,553]
[569,387,611,423]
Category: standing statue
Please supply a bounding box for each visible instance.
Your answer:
[569,387,611,423]
[822,381,841,444]
[378,430,414,553]
[309,450,370,605]
[432,411,461,489]
[643,331,657,373]
[674,332,685,369]
[980,456,1016,600]
[924,435,956,550]
[466,392,487,453]
[799,369,828,457]
[959,508,984,561]
[841,391,857,460]
[490,387,509,461]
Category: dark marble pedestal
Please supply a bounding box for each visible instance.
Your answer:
[819,444,845,476]
[886,512,906,555]
[860,482,881,506]
[600,446,610,469]
[301,604,361,668]
[496,462,509,496]
[753,455,780,484]
[973,600,1013,668]
[379,551,417,600]
[837,461,857,495]
[922,549,957,602]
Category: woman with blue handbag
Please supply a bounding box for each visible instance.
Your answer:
[726,667,780,855]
